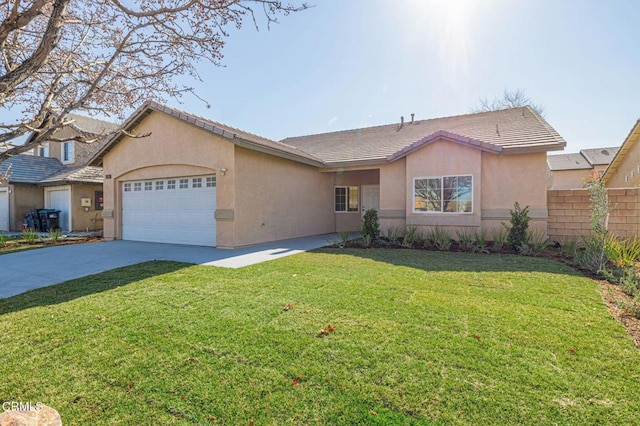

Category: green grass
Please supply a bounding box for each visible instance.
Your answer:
[1,249,639,424]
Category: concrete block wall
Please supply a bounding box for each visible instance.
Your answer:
[548,188,640,240]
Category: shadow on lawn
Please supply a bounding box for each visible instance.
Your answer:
[0,261,189,316]
[315,247,583,275]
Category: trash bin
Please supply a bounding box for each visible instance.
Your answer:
[38,209,61,232]
[25,210,42,232]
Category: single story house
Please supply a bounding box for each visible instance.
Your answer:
[89,101,566,248]
[0,114,118,232]
[547,147,619,189]
[603,118,640,188]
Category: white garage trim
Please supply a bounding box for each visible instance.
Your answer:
[122,175,217,246]
[45,185,72,232]
[0,187,9,231]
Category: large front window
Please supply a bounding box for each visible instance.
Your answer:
[414,175,472,213]
[335,186,359,212]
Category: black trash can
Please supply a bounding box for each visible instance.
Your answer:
[25,210,43,231]
[38,209,61,232]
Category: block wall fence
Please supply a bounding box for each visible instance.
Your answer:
[547,188,640,241]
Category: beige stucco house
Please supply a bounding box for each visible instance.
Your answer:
[603,118,640,188]
[547,147,619,189]
[89,101,566,248]
[0,114,117,232]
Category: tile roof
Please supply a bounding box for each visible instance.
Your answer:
[281,106,566,166]
[0,154,65,184]
[547,153,592,171]
[39,166,103,185]
[580,147,619,166]
[89,100,324,167]
[547,146,619,171]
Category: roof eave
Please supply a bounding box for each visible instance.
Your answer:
[603,119,640,184]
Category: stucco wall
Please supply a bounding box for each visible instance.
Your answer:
[482,151,548,235]
[378,160,406,233]
[100,111,232,244]
[548,167,606,190]
[404,140,482,233]
[71,183,104,232]
[11,184,43,231]
[232,147,334,247]
[606,139,640,188]
[548,188,640,240]
[332,169,380,232]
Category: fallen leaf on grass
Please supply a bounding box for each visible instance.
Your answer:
[126,383,134,391]
[473,335,480,340]
[369,409,377,415]
[327,324,336,332]
[568,348,576,354]
[185,357,199,363]
[291,376,301,386]
[318,329,329,337]
[398,391,404,398]
[283,303,294,311]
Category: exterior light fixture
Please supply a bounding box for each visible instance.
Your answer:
[219,167,227,176]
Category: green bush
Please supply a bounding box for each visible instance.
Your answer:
[361,209,379,241]
[504,202,530,253]
[426,226,452,251]
[490,227,507,252]
[456,228,476,252]
[403,226,423,247]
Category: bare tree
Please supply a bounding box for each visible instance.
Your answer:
[471,88,545,117]
[0,0,309,166]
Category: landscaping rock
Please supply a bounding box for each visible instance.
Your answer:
[0,405,61,426]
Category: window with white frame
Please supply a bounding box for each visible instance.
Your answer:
[62,141,75,163]
[206,176,216,187]
[37,143,49,157]
[167,179,176,189]
[179,178,189,189]
[192,177,202,188]
[144,181,153,191]
[155,180,164,190]
[414,175,472,213]
[133,182,142,192]
[334,186,359,212]
[124,183,132,192]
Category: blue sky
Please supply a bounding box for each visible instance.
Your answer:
[174,0,638,153]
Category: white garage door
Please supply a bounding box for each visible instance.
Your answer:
[0,188,8,231]
[48,188,71,232]
[122,176,217,246]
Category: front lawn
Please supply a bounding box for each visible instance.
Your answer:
[1,249,639,424]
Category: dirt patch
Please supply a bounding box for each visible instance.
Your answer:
[599,279,640,348]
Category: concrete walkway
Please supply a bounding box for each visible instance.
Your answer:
[0,233,341,298]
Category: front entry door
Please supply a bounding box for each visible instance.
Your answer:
[361,185,380,218]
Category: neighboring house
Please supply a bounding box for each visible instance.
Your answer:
[89,100,566,248]
[603,118,640,188]
[0,114,118,232]
[547,147,619,189]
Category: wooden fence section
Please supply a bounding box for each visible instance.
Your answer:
[547,188,640,240]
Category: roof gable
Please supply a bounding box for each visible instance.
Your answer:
[89,100,324,167]
[603,119,640,184]
[387,130,502,162]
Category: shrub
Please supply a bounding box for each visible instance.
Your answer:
[361,209,380,241]
[403,226,423,247]
[338,231,351,247]
[526,228,550,254]
[22,228,39,243]
[504,202,530,253]
[456,228,476,252]
[426,226,452,251]
[0,234,7,246]
[490,227,507,253]
[386,226,404,244]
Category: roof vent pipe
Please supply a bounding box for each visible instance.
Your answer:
[496,124,500,137]
[411,113,415,124]
[398,116,404,131]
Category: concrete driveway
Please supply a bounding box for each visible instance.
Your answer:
[0,233,341,298]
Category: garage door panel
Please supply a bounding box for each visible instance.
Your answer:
[122,176,216,247]
[0,189,8,231]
